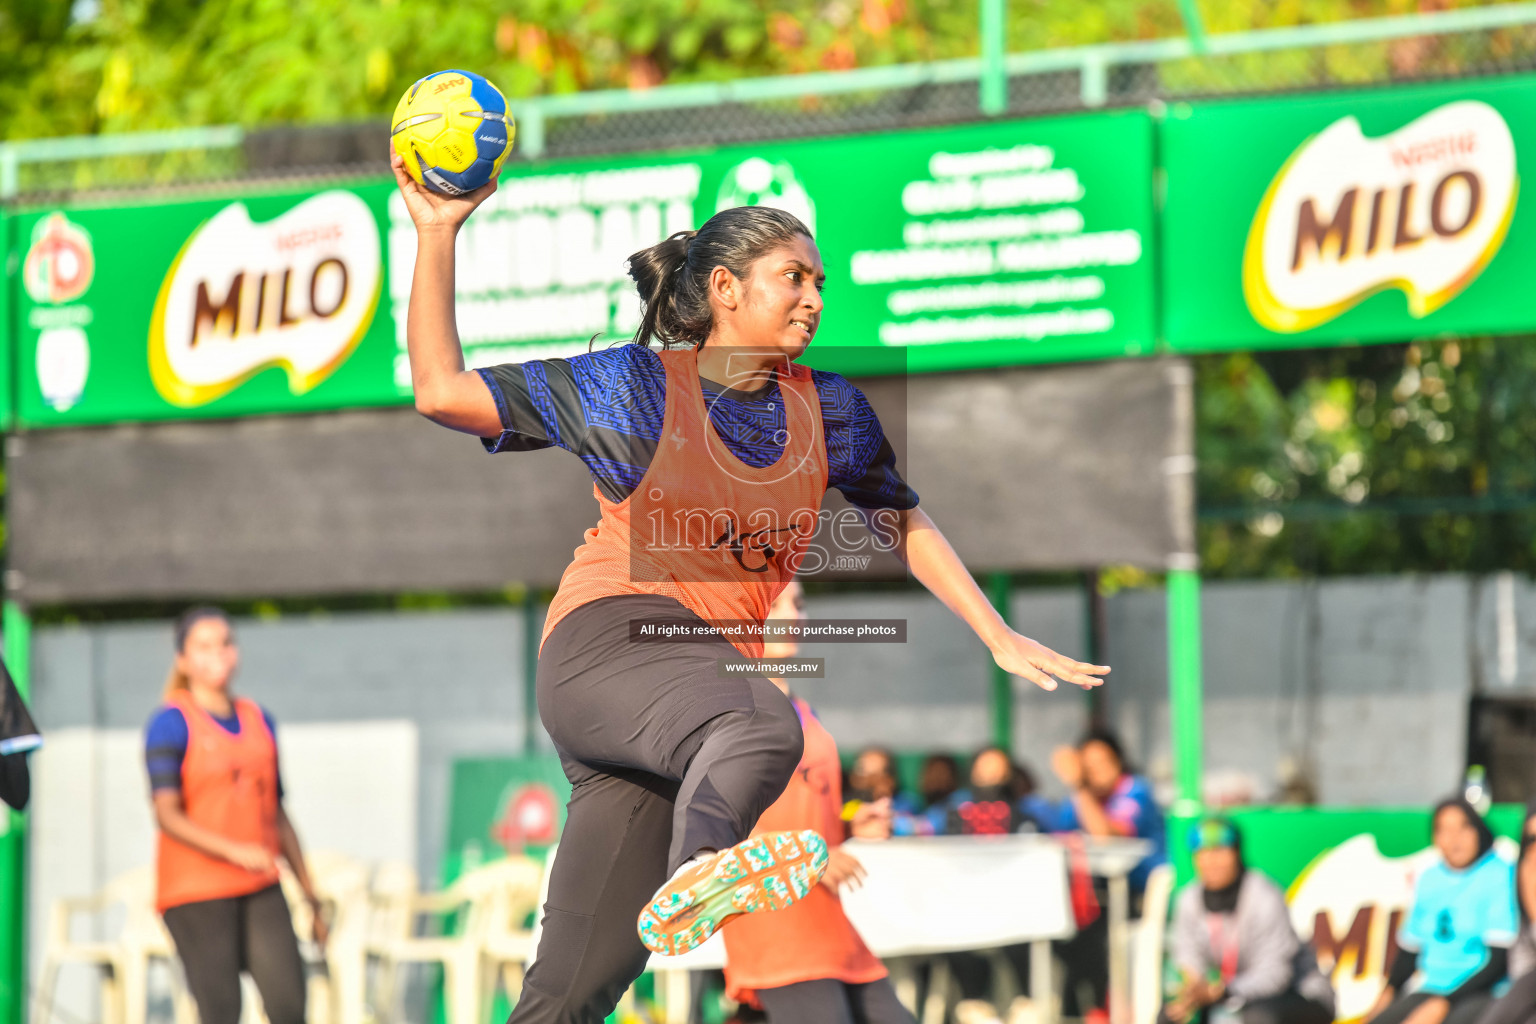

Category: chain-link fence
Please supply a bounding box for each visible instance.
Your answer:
[7,8,1536,203]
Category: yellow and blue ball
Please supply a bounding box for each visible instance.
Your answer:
[391,70,515,196]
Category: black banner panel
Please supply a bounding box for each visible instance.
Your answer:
[7,359,1192,603]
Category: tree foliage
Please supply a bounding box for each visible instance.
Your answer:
[0,0,1509,140]
[1197,338,1536,577]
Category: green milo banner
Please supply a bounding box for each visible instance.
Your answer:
[17,183,398,426]
[1162,75,1536,350]
[10,110,1155,427]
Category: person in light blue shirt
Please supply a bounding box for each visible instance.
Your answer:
[1367,798,1516,1024]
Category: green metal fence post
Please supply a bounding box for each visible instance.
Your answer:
[512,105,547,161]
[1177,0,1210,54]
[1167,570,1203,819]
[979,0,1007,115]
[0,602,30,1024]
[986,572,1013,751]
[0,149,17,203]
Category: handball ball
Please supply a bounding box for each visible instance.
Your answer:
[391,70,515,196]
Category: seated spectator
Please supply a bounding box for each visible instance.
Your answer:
[940,746,1040,837]
[844,746,927,836]
[939,747,1041,1014]
[1366,798,1515,1024]
[1474,803,1536,1024]
[1163,818,1334,1024]
[1021,729,1166,1020]
[1026,728,1168,891]
[918,752,961,810]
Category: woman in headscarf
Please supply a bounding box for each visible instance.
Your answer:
[1162,818,1334,1024]
[1366,799,1516,1024]
[1474,803,1536,1024]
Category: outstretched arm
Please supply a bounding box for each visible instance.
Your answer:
[392,148,502,436]
[877,506,1109,691]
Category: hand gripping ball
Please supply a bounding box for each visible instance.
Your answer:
[391,70,516,196]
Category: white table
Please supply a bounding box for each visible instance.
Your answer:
[648,835,1077,1024]
[1077,837,1154,1024]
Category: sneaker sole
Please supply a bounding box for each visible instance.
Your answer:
[637,829,829,956]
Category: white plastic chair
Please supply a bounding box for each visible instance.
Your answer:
[274,852,371,1024]
[32,865,191,1024]
[481,850,549,1010]
[361,861,418,1023]
[369,857,544,1024]
[1129,864,1175,1024]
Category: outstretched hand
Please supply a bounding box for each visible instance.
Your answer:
[990,630,1109,692]
[390,147,498,233]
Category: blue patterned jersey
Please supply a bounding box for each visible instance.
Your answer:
[475,343,919,510]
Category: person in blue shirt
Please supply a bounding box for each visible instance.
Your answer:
[1026,729,1168,891]
[1366,798,1516,1024]
[1023,729,1168,1020]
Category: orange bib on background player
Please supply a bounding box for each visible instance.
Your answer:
[723,697,886,1003]
[542,347,829,658]
[155,693,281,912]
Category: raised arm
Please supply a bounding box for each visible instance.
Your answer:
[877,506,1109,691]
[391,148,503,437]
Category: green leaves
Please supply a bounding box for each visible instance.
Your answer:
[0,0,1519,142]
[1197,338,1536,576]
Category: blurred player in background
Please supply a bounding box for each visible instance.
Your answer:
[145,607,326,1024]
[392,147,1108,1024]
[723,580,916,1024]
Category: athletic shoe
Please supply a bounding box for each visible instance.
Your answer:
[637,829,830,955]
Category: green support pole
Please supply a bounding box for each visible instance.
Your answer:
[986,572,1013,752]
[1176,0,1210,53]
[1082,569,1107,728]
[1167,570,1203,819]
[979,0,1007,115]
[0,603,29,1024]
[522,594,540,757]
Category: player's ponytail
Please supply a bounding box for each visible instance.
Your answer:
[626,206,812,349]
[628,230,700,349]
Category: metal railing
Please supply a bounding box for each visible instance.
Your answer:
[506,0,1536,154]
[4,1,1536,199]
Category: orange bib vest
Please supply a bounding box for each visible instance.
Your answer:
[541,348,830,658]
[723,697,886,1002]
[155,693,281,912]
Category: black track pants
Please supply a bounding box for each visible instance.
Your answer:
[162,884,307,1024]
